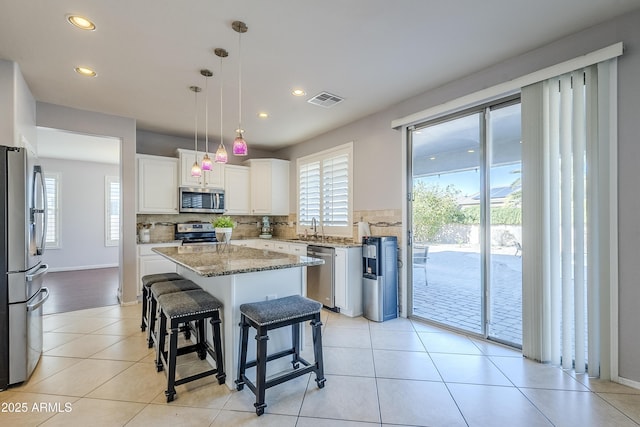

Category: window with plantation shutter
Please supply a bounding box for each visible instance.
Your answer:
[44,173,60,248]
[299,161,321,227]
[105,176,120,246]
[297,142,353,237]
[322,154,349,226]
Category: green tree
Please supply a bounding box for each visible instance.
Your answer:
[412,181,464,242]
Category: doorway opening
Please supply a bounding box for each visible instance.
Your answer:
[37,127,121,314]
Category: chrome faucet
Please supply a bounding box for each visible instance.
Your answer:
[311,217,318,239]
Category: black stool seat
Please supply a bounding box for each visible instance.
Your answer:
[156,289,225,402]
[142,272,183,287]
[147,279,202,349]
[240,295,322,326]
[140,273,183,332]
[159,288,223,317]
[236,294,325,416]
[151,279,202,298]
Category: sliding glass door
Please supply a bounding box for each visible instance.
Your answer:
[409,99,522,346]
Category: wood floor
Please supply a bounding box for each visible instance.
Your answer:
[43,267,120,315]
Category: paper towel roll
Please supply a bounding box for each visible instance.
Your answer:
[357,221,371,243]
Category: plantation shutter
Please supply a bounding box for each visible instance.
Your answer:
[44,174,59,247]
[322,154,349,226]
[106,176,120,245]
[299,161,321,226]
[297,142,353,237]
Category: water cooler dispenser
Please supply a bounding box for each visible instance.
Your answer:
[362,236,398,322]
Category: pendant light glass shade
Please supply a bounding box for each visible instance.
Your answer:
[233,132,248,155]
[232,21,248,156]
[191,161,202,178]
[214,48,229,164]
[215,145,228,163]
[189,85,202,177]
[200,69,213,171]
[201,153,213,171]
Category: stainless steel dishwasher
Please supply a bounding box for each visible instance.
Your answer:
[306,245,336,310]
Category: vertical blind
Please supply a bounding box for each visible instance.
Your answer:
[522,62,614,377]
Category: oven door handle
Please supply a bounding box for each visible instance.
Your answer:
[27,287,50,312]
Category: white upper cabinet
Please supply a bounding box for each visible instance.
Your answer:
[224,164,250,215]
[137,154,179,214]
[177,148,224,189]
[244,158,290,215]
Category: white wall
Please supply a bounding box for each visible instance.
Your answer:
[36,102,138,304]
[40,158,119,271]
[276,11,640,384]
[0,59,36,150]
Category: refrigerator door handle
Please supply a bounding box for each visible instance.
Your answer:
[32,164,47,256]
[27,287,50,312]
[26,264,49,282]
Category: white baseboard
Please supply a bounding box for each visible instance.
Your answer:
[617,376,640,391]
[46,264,119,273]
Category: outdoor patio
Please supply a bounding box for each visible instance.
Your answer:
[411,244,523,345]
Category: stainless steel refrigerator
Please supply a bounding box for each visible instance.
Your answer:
[0,145,48,390]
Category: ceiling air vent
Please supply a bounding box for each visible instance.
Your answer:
[307,91,344,108]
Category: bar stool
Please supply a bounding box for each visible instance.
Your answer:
[156,289,225,402]
[236,295,325,416]
[147,279,202,349]
[140,273,183,332]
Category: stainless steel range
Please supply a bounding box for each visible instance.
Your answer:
[175,222,218,245]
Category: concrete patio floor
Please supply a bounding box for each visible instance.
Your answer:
[411,244,523,346]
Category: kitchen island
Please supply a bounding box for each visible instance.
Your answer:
[152,243,324,389]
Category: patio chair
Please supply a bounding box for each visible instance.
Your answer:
[514,241,522,257]
[413,245,429,285]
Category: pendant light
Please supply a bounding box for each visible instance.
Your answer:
[214,48,229,164]
[232,20,248,156]
[189,85,202,177]
[200,69,213,171]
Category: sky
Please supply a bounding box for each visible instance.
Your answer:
[418,162,521,198]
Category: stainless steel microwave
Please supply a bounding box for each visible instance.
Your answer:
[179,187,225,213]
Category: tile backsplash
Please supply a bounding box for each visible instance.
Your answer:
[137,209,402,244]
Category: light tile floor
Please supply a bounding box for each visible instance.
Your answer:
[2,304,640,426]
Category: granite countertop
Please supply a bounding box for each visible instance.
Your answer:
[138,239,182,245]
[152,244,324,277]
[138,237,361,248]
[279,238,362,248]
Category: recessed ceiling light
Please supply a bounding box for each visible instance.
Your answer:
[257,112,269,119]
[429,156,436,160]
[291,89,306,97]
[74,66,97,77]
[467,149,475,153]
[66,14,96,31]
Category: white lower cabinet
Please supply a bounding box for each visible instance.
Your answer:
[253,240,275,250]
[233,239,307,255]
[137,242,181,296]
[288,243,307,256]
[334,247,363,317]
